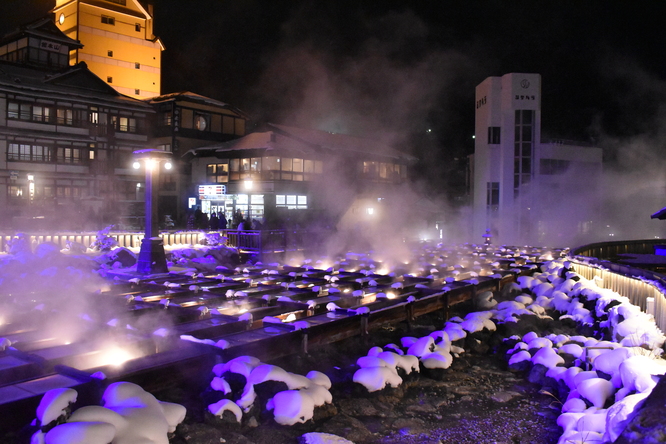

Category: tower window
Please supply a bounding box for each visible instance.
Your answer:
[135,23,141,32]
[107,76,113,83]
[107,50,113,57]
[487,127,500,144]
[135,62,140,69]
[135,89,140,95]
[486,182,499,210]
[101,15,115,25]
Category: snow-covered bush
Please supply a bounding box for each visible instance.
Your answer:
[89,225,118,252]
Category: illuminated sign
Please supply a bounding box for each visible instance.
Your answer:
[198,184,226,200]
[188,197,196,208]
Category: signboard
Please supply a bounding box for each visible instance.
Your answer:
[40,41,61,52]
[9,171,18,180]
[188,197,196,208]
[198,184,226,200]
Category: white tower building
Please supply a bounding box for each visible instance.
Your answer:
[473,73,602,246]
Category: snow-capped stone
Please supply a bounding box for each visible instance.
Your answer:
[306,371,332,389]
[508,350,531,366]
[532,347,564,369]
[353,366,402,392]
[577,378,615,408]
[300,432,355,444]
[421,350,453,369]
[266,390,315,425]
[36,388,78,427]
[208,399,242,423]
[561,397,587,413]
[558,343,584,359]
[604,392,650,442]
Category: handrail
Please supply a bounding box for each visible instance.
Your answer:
[0,229,333,258]
[571,239,665,260]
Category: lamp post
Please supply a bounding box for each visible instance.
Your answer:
[133,149,173,274]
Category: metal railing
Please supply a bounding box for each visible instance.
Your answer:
[572,239,665,260]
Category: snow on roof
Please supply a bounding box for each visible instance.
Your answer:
[268,123,416,162]
[189,123,416,162]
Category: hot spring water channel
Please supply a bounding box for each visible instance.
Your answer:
[0,246,559,432]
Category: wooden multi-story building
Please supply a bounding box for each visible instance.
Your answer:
[0,17,154,230]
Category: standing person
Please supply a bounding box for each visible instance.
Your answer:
[194,206,203,229]
[209,212,219,231]
[219,215,227,230]
[237,218,246,231]
[202,212,209,230]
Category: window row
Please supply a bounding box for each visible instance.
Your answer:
[0,47,68,68]
[206,157,324,183]
[276,195,308,209]
[361,161,407,182]
[7,102,142,133]
[7,143,88,164]
[8,184,88,200]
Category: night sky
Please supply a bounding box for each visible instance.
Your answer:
[2,0,666,196]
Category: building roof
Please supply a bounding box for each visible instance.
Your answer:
[188,123,416,162]
[0,60,153,111]
[146,91,250,119]
[0,16,83,49]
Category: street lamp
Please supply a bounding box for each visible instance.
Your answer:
[133,149,173,274]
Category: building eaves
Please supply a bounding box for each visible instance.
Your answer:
[185,131,312,158]
[147,91,250,119]
[0,61,153,112]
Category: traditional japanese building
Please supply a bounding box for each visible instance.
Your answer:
[0,17,154,229]
[187,123,416,231]
[472,73,603,245]
[145,91,250,225]
[52,0,163,99]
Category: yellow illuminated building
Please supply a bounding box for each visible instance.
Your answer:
[53,0,163,99]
